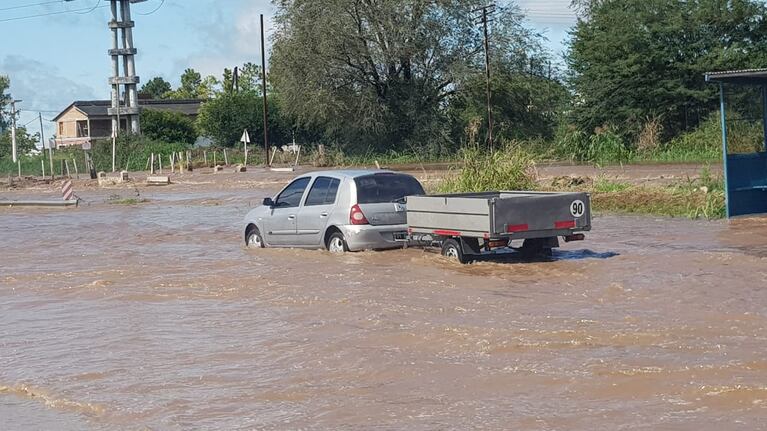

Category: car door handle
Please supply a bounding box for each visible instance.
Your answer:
[320,212,328,217]
[288,215,296,220]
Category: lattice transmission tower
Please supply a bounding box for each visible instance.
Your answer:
[108,0,147,136]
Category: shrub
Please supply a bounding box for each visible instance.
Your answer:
[437,144,538,193]
[141,109,197,145]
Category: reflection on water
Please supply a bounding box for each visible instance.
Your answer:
[2,182,767,430]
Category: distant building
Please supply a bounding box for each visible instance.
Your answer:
[51,99,203,147]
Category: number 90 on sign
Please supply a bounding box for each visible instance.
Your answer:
[570,200,585,218]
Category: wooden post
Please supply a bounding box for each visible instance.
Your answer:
[224,148,229,165]
[150,153,155,175]
[204,150,208,166]
[41,159,45,178]
[158,154,163,174]
[73,158,79,179]
[65,159,71,178]
[186,151,191,170]
[170,154,175,173]
[17,159,21,178]
[213,151,217,166]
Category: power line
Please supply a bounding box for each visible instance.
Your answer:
[0,0,61,12]
[136,0,165,16]
[0,2,108,23]
[65,0,102,15]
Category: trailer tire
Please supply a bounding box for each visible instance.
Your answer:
[442,238,471,264]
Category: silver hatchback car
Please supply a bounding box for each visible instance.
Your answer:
[243,170,425,252]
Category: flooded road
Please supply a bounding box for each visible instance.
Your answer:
[1,171,766,430]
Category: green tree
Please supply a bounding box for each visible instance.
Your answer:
[140,109,197,145]
[139,76,173,99]
[0,127,38,159]
[451,71,569,143]
[169,68,220,99]
[567,0,767,139]
[271,0,496,153]
[0,75,10,131]
[195,92,290,147]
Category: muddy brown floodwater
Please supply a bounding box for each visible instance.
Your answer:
[1,168,766,430]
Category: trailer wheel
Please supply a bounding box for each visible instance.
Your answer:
[442,238,470,264]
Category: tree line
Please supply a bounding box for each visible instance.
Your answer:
[4,0,767,160]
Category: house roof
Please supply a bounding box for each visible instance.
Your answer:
[705,68,767,85]
[52,99,205,121]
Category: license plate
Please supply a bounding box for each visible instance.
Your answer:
[393,232,408,240]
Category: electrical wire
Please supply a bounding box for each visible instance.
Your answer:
[64,0,101,15]
[0,0,62,12]
[135,0,165,16]
[0,1,107,22]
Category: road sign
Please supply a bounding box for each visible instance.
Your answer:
[240,129,250,143]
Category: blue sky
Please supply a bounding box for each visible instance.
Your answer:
[0,0,575,139]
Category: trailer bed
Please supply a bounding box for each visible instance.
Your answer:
[406,191,591,239]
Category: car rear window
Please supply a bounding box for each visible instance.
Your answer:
[354,174,425,204]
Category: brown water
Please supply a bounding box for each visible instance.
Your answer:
[2,173,767,430]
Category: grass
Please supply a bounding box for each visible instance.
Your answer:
[436,144,537,193]
[436,143,726,219]
[551,168,726,219]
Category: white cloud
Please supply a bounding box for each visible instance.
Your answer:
[169,0,276,80]
[0,55,98,140]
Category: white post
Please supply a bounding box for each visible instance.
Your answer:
[41,159,45,178]
[10,100,19,164]
[111,130,116,172]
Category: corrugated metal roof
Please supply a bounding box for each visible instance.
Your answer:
[53,99,205,121]
[705,68,767,82]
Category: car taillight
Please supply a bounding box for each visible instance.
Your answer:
[350,204,369,225]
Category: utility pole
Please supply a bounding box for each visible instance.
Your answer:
[39,112,53,180]
[108,0,145,138]
[261,13,270,167]
[474,4,496,152]
[10,99,20,164]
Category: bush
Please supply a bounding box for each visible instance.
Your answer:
[553,124,632,164]
[437,144,538,193]
[141,109,197,145]
[90,134,190,172]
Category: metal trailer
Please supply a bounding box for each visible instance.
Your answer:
[403,191,591,263]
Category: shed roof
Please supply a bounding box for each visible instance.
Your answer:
[705,68,767,85]
[52,99,205,121]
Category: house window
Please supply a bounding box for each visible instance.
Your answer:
[76,121,89,137]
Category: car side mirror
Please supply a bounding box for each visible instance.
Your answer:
[263,197,275,207]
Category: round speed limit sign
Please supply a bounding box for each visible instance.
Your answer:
[570,200,585,218]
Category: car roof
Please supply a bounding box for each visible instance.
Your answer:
[304,169,403,179]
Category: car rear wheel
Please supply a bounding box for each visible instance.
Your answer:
[327,232,348,254]
[246,227,264,248]
[441,238,470,264]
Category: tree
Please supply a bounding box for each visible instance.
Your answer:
[0,75,10,131]
[567,0,767,139]
[271,0,493,153]
[140,109,197,145]
[0,127,38,159]
[271,1,549,154]
[139,77,173,99]
[169,68,220,99]
[451,71,569,143]
[195,92,290,148]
